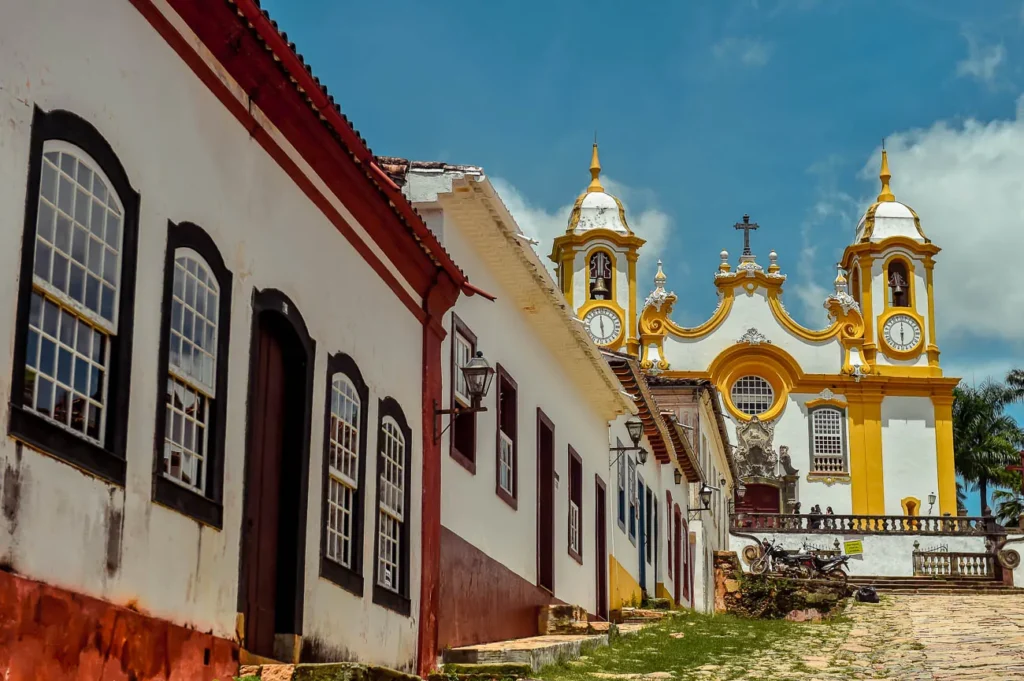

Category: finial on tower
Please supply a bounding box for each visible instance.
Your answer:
[719,250,731,273]
[834,262,849,294]
[877,147,895,203]
[588,140,604,193]
[768,250,780,274]
[654,259,667,287]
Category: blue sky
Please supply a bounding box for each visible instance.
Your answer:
[262,0,1024,513]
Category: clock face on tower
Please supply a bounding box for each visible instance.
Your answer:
[882,313,922,353]
[583,306,622,345]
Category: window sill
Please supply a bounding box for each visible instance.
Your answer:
[153,475,223,529]
[372,584,411,616]
[321,556,363,596]
[568,546,583,565]
[450,447,476,475]
[806,472,851,485]
[9,406,125,486]
[496,485,518,510]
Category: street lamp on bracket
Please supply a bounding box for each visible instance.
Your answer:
[688,483,719,521]
[433,351,495,444]
[610,418,648,467]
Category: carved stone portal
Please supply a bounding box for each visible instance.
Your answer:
[735,417,799,513]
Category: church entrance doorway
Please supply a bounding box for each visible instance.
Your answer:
[240,291,314,660]
[737,483,782,514]
[537,409,555,593]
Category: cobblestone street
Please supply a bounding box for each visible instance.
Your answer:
[539,594,1024,681]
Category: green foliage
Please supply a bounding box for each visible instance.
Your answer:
[953,380,1024,513]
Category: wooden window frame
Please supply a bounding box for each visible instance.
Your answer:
[9,107,140,486]
[495,364,518,509]
[627,456,637,545]
[567,446,584,564]
[151,221,232,527]
[372,397,413,616]
[319,352,370,595]
[449,313,477,473]
[616,438,627,531]
[666,490,673,578]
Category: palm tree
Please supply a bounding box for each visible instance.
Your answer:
[1008,369,1024,401]
[952,381,1024,514]
[993,486,1023,528]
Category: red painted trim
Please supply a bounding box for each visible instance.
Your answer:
[462,281,497,301]
[127,0,427,323]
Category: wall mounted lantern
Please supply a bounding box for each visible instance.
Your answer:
[928,491,937,514]
[610,418,648,466]
[688,483,719,521]
[433,351,495,443]
[673,468,683,485]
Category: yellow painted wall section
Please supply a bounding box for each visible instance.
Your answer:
[847,400,869,514]
[863,396,885,515]
[933,395,957,516]
[655,583,674,606]
[609,554,642,611]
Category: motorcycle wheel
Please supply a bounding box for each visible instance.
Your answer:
[750,556,769,575]
[826,569,848,586]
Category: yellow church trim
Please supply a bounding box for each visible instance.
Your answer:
[804,395,847,410]
[559,251,575,309]
[876,306,926,360]
[627,251,639,355]
[924,256,940,366]
[767,295,845,343]
[708,343,800,423]
[842,236,940,262]
[577,298,627,351]
[932,394,957,516]
[901,496,922,516]
[845,392,885,515]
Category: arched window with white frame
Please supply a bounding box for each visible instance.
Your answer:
[320,353,369,595]
[373,398,412,615]
[153,221,232,527]
[809,406,848,475]
[11,109,140,486]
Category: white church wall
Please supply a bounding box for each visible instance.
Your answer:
[0,0,426,667]
[870,249,930,369]
[435,207,611,617]
[881,397,939,516]
[729,532,988,577]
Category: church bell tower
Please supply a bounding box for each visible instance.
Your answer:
[550,143,646,354]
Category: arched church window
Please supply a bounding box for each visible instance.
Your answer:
[850,266,861,305]
[888,260,910,308]
[730,376,774,416]
[589,251,612,300]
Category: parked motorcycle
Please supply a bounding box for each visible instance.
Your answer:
[749,539,813,578]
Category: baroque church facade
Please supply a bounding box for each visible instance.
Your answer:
[553,146,958,521]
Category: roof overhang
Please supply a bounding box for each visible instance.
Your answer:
[663,412,704,484]
[604,353,672,464]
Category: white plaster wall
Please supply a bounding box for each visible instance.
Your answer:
[1006,535,1024,587]
[881,397,939,516]
[660,288,844,375]
[0,0,422,668]
[436,211,614,616]
[729,532,989,577]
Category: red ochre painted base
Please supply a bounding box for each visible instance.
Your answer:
[0,569,239,681]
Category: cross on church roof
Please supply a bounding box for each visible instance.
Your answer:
[734,214,759,257]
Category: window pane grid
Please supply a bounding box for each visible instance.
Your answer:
[569,500,580,554]
[812,408,846,473]
[169,253,219,396]
[378,417,405,592]
[499,431,514,495]
[731,376,774,416]
[162,377,208,493]
[24,291,108,444]
[454,332,472,405]
[326,374,361,568]
[35,150,122,331]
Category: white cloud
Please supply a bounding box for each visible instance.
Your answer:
[955,35,1005,85]
[712,37,774,68]
[859,96,1024,347]
[942,357,1015,387]
[490,176,671,285]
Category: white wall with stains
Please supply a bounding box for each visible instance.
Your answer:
[0,0,425,670]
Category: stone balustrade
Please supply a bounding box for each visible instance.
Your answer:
[731,512,1004,536]
[913,551,995,578]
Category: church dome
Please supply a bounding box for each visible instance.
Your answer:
[854,150,928,243]
[566,144,632,235]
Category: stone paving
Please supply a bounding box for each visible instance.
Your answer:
[696,594,1024,680]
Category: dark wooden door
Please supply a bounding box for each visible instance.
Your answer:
[674,508,682,605]
[736,483,780,514]
[243,317,287,656]
[537,410,555,593]
[595,476,608,620]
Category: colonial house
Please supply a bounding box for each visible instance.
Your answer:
[0,0,485,678]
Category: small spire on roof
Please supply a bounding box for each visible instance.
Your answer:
[877,148,895,203]
[655,259,667,286]
[588,141,604,193]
